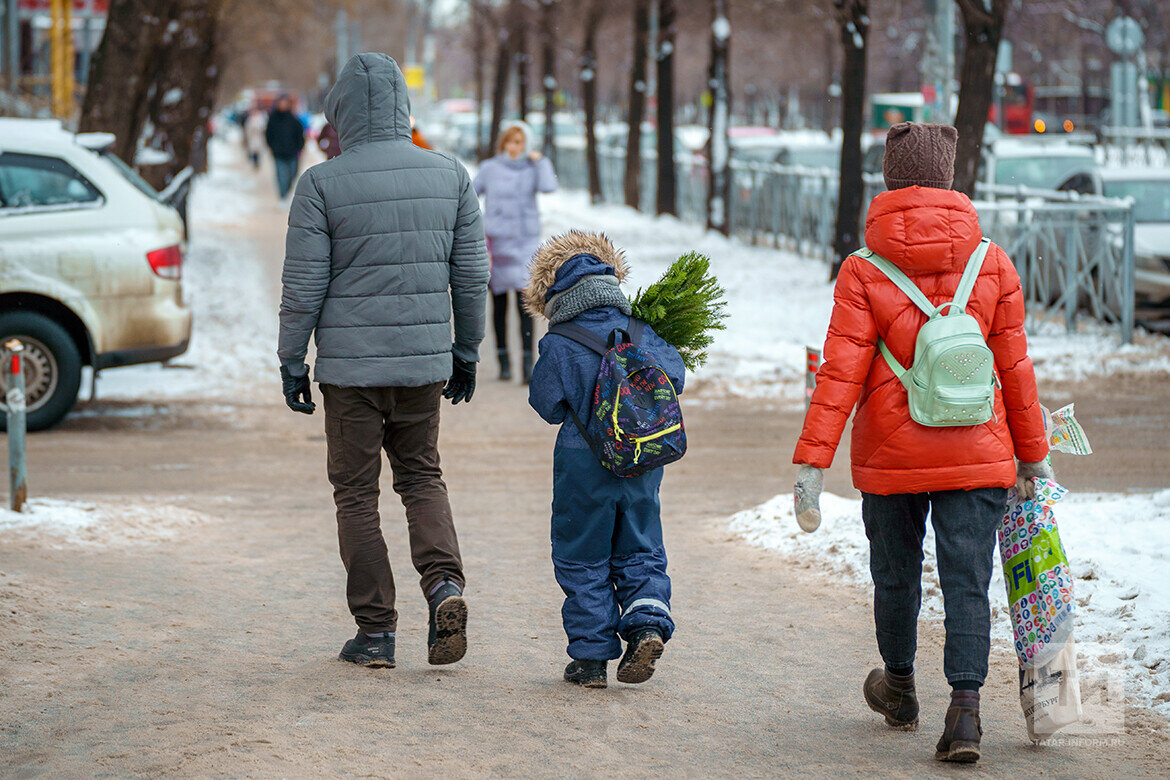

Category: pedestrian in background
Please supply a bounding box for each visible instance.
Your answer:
[265,93,306,198]
[244,107,266,170]
[317,121,342,160]
[792,122,1051,765]
[411,116,433,150]
[473,121,557,383]
[278,53,490,670]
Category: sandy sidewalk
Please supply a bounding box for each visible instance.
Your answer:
[1,152,1168,777]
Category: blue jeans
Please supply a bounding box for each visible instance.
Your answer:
[861,487,1006,686]
[551,447,674,661]
[274,155,300,198]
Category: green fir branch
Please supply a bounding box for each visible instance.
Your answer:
[629,252,728,371]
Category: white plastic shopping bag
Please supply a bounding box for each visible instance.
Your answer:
[1020,637,1083,742]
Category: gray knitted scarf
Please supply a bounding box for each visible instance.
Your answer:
[545,274,633,326]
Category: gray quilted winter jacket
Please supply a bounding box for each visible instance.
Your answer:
[277,53,489,387]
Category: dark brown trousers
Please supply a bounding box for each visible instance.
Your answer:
[321,382,463,633]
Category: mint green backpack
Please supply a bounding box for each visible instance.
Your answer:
[854,238,997,428]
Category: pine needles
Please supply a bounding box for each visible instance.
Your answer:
[629,252,728,371]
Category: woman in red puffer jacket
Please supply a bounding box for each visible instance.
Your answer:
[792,122,1051,765]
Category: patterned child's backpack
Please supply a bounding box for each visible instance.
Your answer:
[548,318,686,478]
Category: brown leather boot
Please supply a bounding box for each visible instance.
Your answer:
[863,667,919,730]
[935,690,982,763]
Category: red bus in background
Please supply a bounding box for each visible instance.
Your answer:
[989,73,1035,135]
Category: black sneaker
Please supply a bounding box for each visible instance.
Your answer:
[564,659,607,688]
[427,581,468,665]
[338,631,396,668]
[616,628,665,684]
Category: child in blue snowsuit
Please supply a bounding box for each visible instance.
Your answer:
[525,230,684,688]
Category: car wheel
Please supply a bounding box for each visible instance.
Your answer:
[0,311,83,432]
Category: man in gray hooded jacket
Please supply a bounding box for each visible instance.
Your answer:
[278,53,489,669]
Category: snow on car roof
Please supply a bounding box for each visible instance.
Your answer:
[0,118,94,154]
[0,117,67,140]
[731,129,833,148]
[1097,166,1170,182]
[991,138,1094,158]
[728,126,780,139]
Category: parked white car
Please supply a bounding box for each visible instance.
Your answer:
[0,118,192,430]
[1059,166,1170,303]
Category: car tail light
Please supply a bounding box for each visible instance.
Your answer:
[146,245,183,280]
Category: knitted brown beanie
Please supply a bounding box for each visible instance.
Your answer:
[882,122,958,190]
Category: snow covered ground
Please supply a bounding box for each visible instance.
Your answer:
[727,488,1170,717]
[0,498,215,548]
[539,189,1170,401]
[88,138,276,401]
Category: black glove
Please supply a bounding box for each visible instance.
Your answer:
[442,356,476,405]
[280,364,315,414]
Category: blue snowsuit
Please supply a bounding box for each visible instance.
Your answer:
[528,254,685,661]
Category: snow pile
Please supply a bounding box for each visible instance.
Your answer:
[186,135,259,227]
[539,190,1170,398]
[727,489,1170,715]
[0,497,215,548]
[93,139,276,401]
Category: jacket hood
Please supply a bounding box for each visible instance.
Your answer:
[864,186,983,274]
[524,230,630,318]
[324,53,412,151]
[500,120,534,149]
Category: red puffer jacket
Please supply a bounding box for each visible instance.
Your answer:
[793,186,1049,495]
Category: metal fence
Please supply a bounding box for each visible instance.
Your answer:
[552,141,1137,342]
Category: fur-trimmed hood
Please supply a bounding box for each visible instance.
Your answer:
[524,230,630,319]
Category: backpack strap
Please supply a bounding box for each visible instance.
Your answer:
[950,238,991,314]
[547,323,608,355]
[549,320,646,352]
[559,401,610,465]
[626,318,645,345]
[854,248,936,318]
[546,322,615,463]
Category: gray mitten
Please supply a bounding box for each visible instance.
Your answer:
[1016,458,1055,501]
[793,464,824,533]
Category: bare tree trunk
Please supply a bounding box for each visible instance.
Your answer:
[830,0,868,280]
[623,0,650,209]
[581,0,604,204]
[140,0,223,190]
[952,0,1008,196]
[540,0,558,158]
[488,15,511,157]
[78,0,176,164]
[706,0,731,235]
[514,1,529,123]
[655,0,677,215]
[472,0,487,157]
